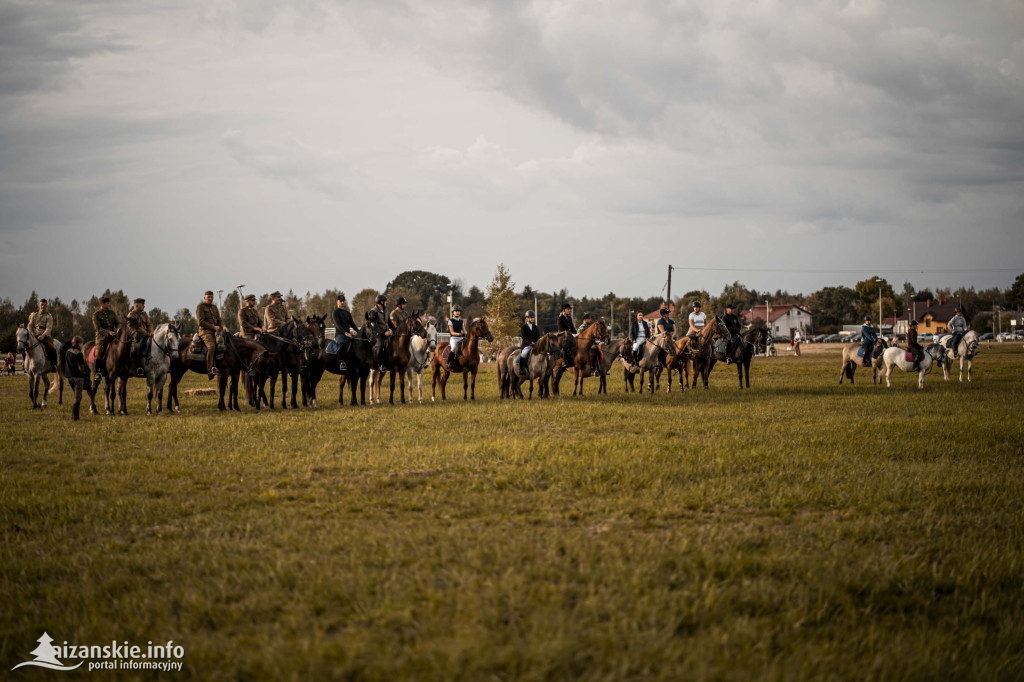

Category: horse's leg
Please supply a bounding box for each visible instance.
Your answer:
[217,373,227,411]
[470,369,477,400]
[389,370,396,405]
[463,369,469,400]
[155,373,166,414]
[120,377,128,415]
[966,357,972,382]
[744,360,750,388]
[147,376,154,415]
[737,362,743,389]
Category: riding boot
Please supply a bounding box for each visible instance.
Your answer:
[206,349,218,379]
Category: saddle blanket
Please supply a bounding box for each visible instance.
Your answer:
[857,346,869,358]
[905,351,915,362]
[715,338,728,355]
[325,339,340,355]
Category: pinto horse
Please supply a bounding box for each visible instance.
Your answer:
[385,313,427,405]
[430,317,493,401]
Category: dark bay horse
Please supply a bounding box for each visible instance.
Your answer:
[257,318,316,409]
[430,317,493,400]
[687,317,731,390]
[709,327,770,389]
[83,316,134,415]
[387,313,427,404]
[166,331,267,412]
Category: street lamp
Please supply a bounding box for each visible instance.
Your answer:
[216,289,224,308]
[873,278,885,330]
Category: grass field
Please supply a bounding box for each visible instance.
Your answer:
[2,343,1023,680]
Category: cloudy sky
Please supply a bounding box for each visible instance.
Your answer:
[1,0,1022,311]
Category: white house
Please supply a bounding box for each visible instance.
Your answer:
[741,304,814,339]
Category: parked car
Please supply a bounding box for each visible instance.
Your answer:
[894,333,907,342]
[997,332,1021,341]
[824,334,842,343]
[813,334,828,343]
[980,332,994,340]
[849,334,862,343]
[917,332,934,343]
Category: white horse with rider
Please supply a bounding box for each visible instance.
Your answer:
[936,330,980,382]
[879,342,946,389]
[16,324,61,408]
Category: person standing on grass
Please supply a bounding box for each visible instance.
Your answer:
[860,315,878,367]
[793,329,802,357]
[64,336,91,421]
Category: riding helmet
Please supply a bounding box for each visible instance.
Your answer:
[864,315,872,322]
[453,305,462,313]
[909,319,918,326]
[525,310,536,318]
[396,296,407,306]
[692,300,701,308]
[583,312,592,319]
[376,294,388,305]
[561,303,571,311]
[725,302,734,309]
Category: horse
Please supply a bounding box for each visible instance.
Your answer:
[406,321,437,403]
[686,317,731,390]
[140,323,181,414]
[839,337,888,385]
[506,332,566,400]
[651,336,695,394]
[879,342,946,389]
[710,327,771,389]
[166,330,267,412]
[385,313,428,405]
[298,315,328,408]
[567,320,609,396]
[593,338,632,394]
[15,325,61,409]
[430,317,493,401]
[83,316,134,415]
[257,318,316,409]
[627,332,677,394]
[936,331,980,382]
[496,345,519,400]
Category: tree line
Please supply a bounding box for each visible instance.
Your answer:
[2,271,1022,353]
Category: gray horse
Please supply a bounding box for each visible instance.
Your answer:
[141,323,181,414]
[937,331,980,382]
[505,332,566,400]
[16,325,61,409]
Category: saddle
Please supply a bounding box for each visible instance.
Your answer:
[905,350,916,363]
[188,334,226,362]
[714,338,728,357]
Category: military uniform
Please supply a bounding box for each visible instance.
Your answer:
[264,302,288,333]
[238,306,262,338]
[127,308,153,374]
[196,301,223,373]
[28,311,53,339]
[92,307,120,374]
[127,309,153,336]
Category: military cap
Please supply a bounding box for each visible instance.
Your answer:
[561,303,571,311]
[244,294,256,301]
[39,298,48,304]
[134,298,145,304]
[337,294,346,302]
[204,290,214,297]
[270,291,282,298]
[100,296,111,304]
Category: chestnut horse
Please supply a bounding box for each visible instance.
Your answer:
[569,320,609,396]
[430,317,493,401]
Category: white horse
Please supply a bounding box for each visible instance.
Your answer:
[142,323,182,415]
[936,331,980,382]
[407,322,436,404]
[16,325,60,409]
[879,342,946,389]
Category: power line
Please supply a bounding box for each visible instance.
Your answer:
[675,267,1018,274]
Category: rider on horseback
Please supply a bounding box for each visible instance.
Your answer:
[557,303,575,334]
[368,294,391,371]
[127,298,153,377]
[516,310,540,375]
[947,307,967,359]
[655,303,675,368]
[238,294,265,339]
[721,303,742,364]
[27,299,57,367]
[686,300,706,338]
[907,319,924,371]
[446,305,464,370]
[331,294,357,369]
[860,315,878,367]
[628,310,650,367]
[92,296,119,380]
[195,291,224,379]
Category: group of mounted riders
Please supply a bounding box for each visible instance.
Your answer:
[857,306,970,371]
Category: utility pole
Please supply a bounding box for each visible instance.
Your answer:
[667,265,674,302]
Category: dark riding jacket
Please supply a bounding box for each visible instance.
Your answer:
[333,308,356,336]
[721,313,742,336]
[861,323,878,345]
[628,320,650,341]
[521,322,540,346]
[557,313,575,334]
[657,316,676,336]
[907,328,922,351]
[65,347,90,380]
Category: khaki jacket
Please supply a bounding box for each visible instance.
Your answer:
[238,307,262,338]
[93,308,120,345]
[196,302,222,331]
[390,307,410,330]
[127,309,153,336]
[28,311,53,338]
[264,302,288,332]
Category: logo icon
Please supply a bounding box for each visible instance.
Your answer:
[12,632,83,671]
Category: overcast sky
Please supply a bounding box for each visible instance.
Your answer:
[1,0,1022,312]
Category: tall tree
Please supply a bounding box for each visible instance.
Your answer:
[221,290,241,334]
[351,288,379,323]
[854,277,899,322]
[484,264,518,350]
[1007,272,1024,309]
[807,286,857,327]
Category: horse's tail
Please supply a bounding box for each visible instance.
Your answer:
[844,362,855,382]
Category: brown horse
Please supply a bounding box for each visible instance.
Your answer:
[568,320,609,396]
[430,317,493,400]
[686,316,731,389]
[627,332,677,394]
[386,313,427,404]
[83,315,134,415]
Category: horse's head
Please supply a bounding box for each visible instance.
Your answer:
[474,317,493,342]
[15,325,29,352]
[426,322,438,351]
[595,319,610,343]
[409,311,427,339]
[714,316,732,340]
